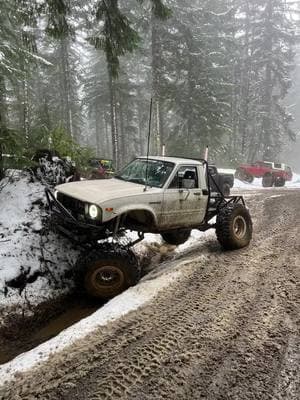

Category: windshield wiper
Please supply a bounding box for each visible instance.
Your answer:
[128,178,146,185]
[114,175,125,181]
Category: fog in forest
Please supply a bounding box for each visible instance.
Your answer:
[1,0,300,172]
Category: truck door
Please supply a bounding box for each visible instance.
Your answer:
[160,165,207,229]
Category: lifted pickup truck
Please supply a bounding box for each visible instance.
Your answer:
[46,156,252,299]
[235,161,293,187]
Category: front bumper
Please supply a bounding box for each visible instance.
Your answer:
[45,189,107,243]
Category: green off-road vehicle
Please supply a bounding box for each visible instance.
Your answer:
[46,156,253,299]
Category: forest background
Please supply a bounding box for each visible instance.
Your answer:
[1,0,300,172]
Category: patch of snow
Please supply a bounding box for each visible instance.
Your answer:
[287,172,300,187]
[233,177,263,189]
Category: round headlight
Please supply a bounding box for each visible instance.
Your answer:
[89,204,98,219]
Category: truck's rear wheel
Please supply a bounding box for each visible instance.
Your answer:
[216,204,252,250]
[274,176,285,187]
[76,244,140,299]
[262,173,273,187]
[161,229,191,245]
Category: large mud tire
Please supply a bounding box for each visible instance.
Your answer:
[244,173,254,183]
[235,168,253,183]
[234,168,243,180]
[274,176,285,187]
[76,244,141,299]
[161,229,191,246]
[262,173,273,187]
[216,204,252,250]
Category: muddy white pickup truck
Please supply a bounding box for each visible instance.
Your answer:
[46,156,252,299]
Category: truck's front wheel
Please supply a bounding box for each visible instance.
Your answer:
[161,229,191,245]
[76,244,140,299]
[216,204,252,250]
[274,176,285,187]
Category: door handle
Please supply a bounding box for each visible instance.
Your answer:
[178,189,190,200]
[193,192,201,196]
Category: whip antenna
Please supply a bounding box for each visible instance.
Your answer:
[144,98,153,191]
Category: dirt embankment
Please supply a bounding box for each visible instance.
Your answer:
[1,190,300,400]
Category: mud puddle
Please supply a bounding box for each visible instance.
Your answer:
[0,298,101,366]
[31,304,99,343]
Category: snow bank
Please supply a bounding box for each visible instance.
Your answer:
[0,170,79,308]
[287,172,300,187]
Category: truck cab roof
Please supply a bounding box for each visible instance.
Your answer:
[138,156,204,165]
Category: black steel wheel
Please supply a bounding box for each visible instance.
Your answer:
[161,229,191,246]
[76,244,140,299]
[216,203,253,250]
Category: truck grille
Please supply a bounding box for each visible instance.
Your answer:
[57,193,85,217]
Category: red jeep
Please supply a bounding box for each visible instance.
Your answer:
[235,161,293,187]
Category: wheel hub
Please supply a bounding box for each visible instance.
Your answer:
[233,215,247,239]
[91,265,124,290]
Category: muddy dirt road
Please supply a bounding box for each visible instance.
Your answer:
[1,189,300,400]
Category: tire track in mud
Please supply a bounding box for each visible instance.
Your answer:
[1,190,300,400]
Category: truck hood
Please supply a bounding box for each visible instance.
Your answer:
[239,164,253,168]
[55,178,158,204]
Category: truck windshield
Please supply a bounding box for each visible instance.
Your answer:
[115,159,174,188]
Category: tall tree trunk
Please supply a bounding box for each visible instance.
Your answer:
[104,112,112,158]
[22,75,30,148]
[119,100,126,166]
[108,70,119,168]
[0,76,7,178]
[151,11,164,155]
[137,93,144,154]
[261,0,274,159]
[60,38,73,138]
[95,104,101,155]
[0,76,7,134]
[239,0,251,157]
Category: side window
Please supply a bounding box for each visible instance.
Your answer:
[263,162,273,168]
[168,166,198,189]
